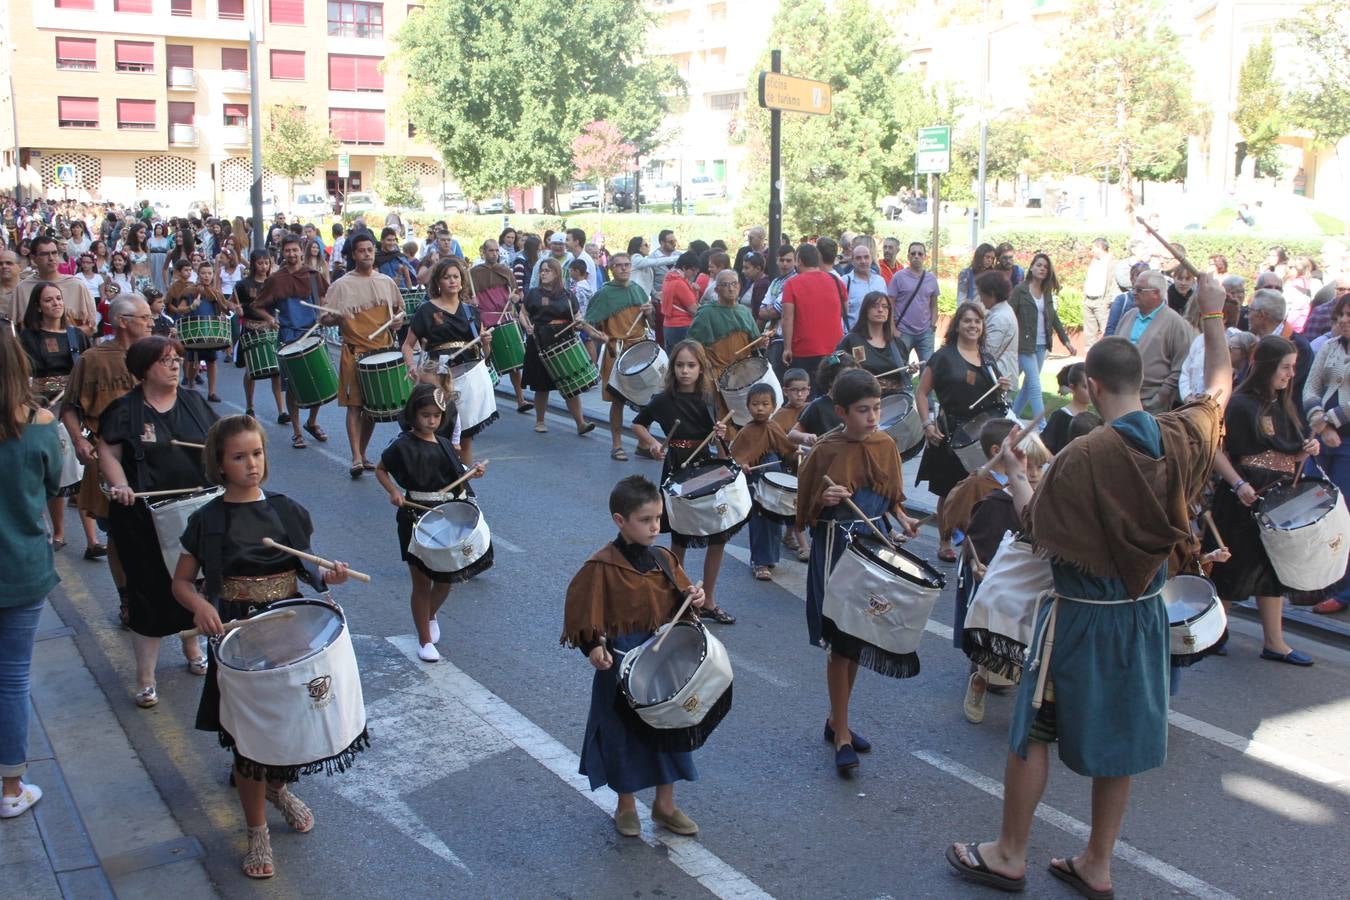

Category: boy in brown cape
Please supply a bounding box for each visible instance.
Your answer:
[730,382,798,580]
[561,475,711,839]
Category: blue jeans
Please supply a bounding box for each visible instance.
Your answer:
[663,325,689,353]
[897,329,935,364]
[1013,348,1048,420]
[749,508,782,567]
[0,599,45,779]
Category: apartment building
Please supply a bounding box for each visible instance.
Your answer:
[4,0,441,212]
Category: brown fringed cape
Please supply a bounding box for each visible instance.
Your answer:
[327,271,403,408]
[1024,397,1223,597]
[938,471,1001,536]
[560,543,692,648]
[729,419,796,468]
[794,431,906,531]
[63,342,137,518]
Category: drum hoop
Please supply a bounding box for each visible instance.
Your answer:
[761,472,797,491]
[663,463,743,499]
[848,532,944,589]
[215,598,346,672]
[619,342,661,375]
[279,335,323,356]
[619,621,710,709]
[718,356,768,390]
[358,351,406,370]
[413,499,482,540]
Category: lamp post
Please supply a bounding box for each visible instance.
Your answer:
[247,0,264,251]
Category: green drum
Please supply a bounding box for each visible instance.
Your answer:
[277,335,339,408]
[540,336,599,399]
[489,320,526,373]
[239,328,280,379]
[400,289,426,318]
[357,350,412,422]
[487,358,501,386]
[178,315,232,350]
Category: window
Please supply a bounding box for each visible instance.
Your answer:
[219,0,244,18]
[171,0,193,16]
[55,0,95,7]
[223,103,248,126]
[114,0,153,11]
[58,97,99,128]
[115,41,155,73]
[270,49,305,80]
[117,98,156,129]
[221,48,248,71]
[55,37,97,71]
[329,108,384,145]
[166,44,194,70]
[328,54,383,92]
[707,91,742,111]
[168,101,195,126]
[328,1,384,38]
[270,0,305,24]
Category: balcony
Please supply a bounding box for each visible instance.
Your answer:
[169,124,199,147]
[221,125,249,147]
[221,69,250,92]
[167,67,197,90]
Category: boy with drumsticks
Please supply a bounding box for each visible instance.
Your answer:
[730,382,798,580]
[561,475,709,838]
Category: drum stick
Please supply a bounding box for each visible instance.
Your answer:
[652,580,703,653]
[965,540,983,571]
[973,409,1048,479]
[1134,216,1201,278]
[177,610,298,641]
[745,460,784,472]
[970,381,1003,408]
[823,476,896,550]
[366,310,405,341]
[874,364,918,381]
[299,300,345,316]
[170,440,205,449]
[733,333,770,356]
[620,312,647,340]
[680,411,736,469]
[444,333,485,363]
[400,499,440,514]
[131,485,206,499]
[1201,511,1227,550]
[438,460,487,495]
[295,320,322,346]
[554,318,582,339]
[261,537,372,584]
[660,419,682,455]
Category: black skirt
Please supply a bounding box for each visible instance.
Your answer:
[396,505,494,584]
[916,439,969,499]
[1209,484,1286,600]
[109,501,195,638]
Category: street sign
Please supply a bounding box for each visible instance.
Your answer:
[55,164,79,185]
[338,153,350,178]
[916,126,951,175]
[758,72,832,116]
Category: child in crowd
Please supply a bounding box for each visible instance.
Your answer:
[787,354,860,447]
[773,367,813,559]
[730,382,798,580]
[1043,363,1091,454]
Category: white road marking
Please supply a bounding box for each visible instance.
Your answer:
[731,657,794,688]
[387,636,774,900]
[493,536,524,554]
[1167,710,1349,788]
[913,750,1240,900]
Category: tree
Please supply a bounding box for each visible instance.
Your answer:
[1025,0,1196,222]
[950,115,1032,203]
[395,0,680,213]
[736,0,934,237]
[571,121,636,212]
[375,156,422,209]
[1283,0,1350,209]
[262,103,339,208]
[1234,37,1286,179]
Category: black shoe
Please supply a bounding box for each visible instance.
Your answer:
[83,543,108,560]
[277,412,292,425]
[516,402,534,413]
[823,721,871,752]
[834,743,859,775]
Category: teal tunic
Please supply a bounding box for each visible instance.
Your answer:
[1009,411,1172,777]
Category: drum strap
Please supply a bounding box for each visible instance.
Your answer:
[649,547,690,611]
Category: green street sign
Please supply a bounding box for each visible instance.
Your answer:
[916,126,951,175]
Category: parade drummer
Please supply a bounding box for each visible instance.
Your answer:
[165,259,227,402]
[576,251,650,460]
[252,234,329,450]
[470,238,531,412]
[835,291,913,395]
[729,382,797,581]
[232,251,285,423]
[520,256,594,436]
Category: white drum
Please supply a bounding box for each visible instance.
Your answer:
[753,471,797,521]
[148,488,224,574]
[617,619,734,752]
[951,410,1001,472]
[216,599,368,769]
[962,534,1053,680]
[1256,478,1350,591]
[610,340,668,409]
[410,499,493,577]
[662,463,752,537]
[1162,575,1227,662]
[449,359,498,434]
[55,422,84,489]
[880,393,924,460]
[824,533,945,669]
[718,356,782,426]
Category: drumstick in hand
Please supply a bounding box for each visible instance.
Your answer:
[171,440,205,449]
[178,609,298,640]
[975,409,1048,478]
[823,475,896,550]
[1201,511,1227,550]
[131,485,208,499]
[733,333,771,357]
[367,310,406,341]
[300,300,345,316]
[680,411,736,469]
[261,537,372,583]
[1135,216,1201,278]
[660,419,682,455]
[873,363,919,381]
[653,580,703,652]
[620,312,647,340]
[970,380,1004,409]
[444,333,486,363]
[295,320,323,346]
[438,460,488,495]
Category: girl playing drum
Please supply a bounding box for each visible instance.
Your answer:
[375,384,488,662]
[170,415,361,880]
[520,257,594,435]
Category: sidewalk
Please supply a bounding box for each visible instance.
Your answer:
[1,600,216,899]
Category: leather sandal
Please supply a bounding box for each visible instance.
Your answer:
[265,785,315,833]
[242,824,274,879]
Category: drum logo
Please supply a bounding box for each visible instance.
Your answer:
[306,675,334,709]
[866,593,894,617]
[1331,534,1345,553]
[681,695,701,714]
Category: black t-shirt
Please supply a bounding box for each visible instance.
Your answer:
[234,277,269,322]
[379,431,469,495]
[634,390,720,473]
[98,388,216,492]
[20,326,90,377]
[1042,407,1073,455]
[928,343,1003,425]
[410,300,481,350]
[796,395,842,436]
[180,496,310,576]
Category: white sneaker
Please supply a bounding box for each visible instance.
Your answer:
[418,642,441,662]
[0,782,43,818]
[429,619,441,644]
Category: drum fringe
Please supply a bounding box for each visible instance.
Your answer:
[837,640,921,680]
[222,728,371,783]
[675,518,747,550]
[751,502,797,525]
[961,629,1028,683]
[461,410,500,441]
[445,545,495,585]
[616,683,734,754]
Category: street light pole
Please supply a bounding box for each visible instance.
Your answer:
[8,73,20,205]
[247,0,264,251]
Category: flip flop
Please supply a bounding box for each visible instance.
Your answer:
[304,423,329,442]
[945,843,1026,893]
[362,462,377,471]
[1049,858,1113,900]
[349,464,363,479]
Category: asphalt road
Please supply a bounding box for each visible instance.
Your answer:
[47,362,1350,899]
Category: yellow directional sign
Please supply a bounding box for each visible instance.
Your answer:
[758,72,832,116]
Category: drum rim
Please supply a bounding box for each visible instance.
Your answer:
[279,335,325,355]
[879,392,915,421]
[761,471,798,491]
[618,340,663,375]
[850,533,945,589]
[358,350,406,368]
[1255,478,1338,527]
[717,355,769,390]
[215,598,346,672]
[412,499,483,541]
[619,621,710,709]
[146,486,223,510]
[662,462,744,499]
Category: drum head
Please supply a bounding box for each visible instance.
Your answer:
[217,601,343,672]
[667,464,737,499]
[620,341,661,375]
[719,356,768,390]
[1259,480,1337,529]
[359,351,403,369]
[624,624,705,706]
[853,535,945,589]
[449,360,485,379]
[880,393,914,424]
[762,472,798,491]
[279,335,323,356]
[1163,576,1217,623]
[415,501,482,548]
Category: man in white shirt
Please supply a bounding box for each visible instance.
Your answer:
[1081,237,1114,348]
[564,227,598,291]
[529,233,573,289]
[631,229,678,301]
[841,243,888,329]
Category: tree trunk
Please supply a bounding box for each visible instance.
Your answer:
[543,176,558,215]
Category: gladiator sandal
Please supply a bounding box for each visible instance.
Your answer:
[242,824,274,879]
[265,785,315,833]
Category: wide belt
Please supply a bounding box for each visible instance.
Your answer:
[221,572,297,604]
[407,489,465,503]
[1026,588,1162,709]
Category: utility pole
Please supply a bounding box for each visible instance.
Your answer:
[8,73,19,205]
[767,49,782,257]
[247,0,265,251]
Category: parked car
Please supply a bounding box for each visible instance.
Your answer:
[567,182,600,210]
[640,181,677,205]
[879,195,905,220]
[474,197,514,214]
[342,192,378,215]
[686,175,725,200]
[293,192,332,220]
[440,192,471,214]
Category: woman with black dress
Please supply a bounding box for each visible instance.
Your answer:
[835,291,911,395]
[1211,335,1321,666]
[630,340,737,624]
[98,336,218,708]
[18,281,95,553]
[915,302,1010,561]
[402,257,497,465]
[234,251,285,422]
[521,256,594,435]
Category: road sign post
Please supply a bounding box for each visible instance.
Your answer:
[916,126,951,279]
[758,54,832,262]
